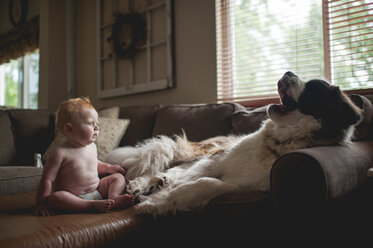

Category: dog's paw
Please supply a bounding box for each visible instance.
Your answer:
[151,175,168,188]
[127,180,142,197]
[127,175,168,197]
[127,178,153,196]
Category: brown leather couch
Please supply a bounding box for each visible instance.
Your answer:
[1,97,373,247]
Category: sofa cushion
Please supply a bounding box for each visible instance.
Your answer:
[8,109,55,166]
[152,103,243,142]
[0,111,16,165]
[231,105,268,135]
[0,166,42,195]
[119,105,160,146]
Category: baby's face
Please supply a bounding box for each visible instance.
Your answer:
[69,108,99,146]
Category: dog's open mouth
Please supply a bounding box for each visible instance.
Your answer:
[270,92,298,115]
[280,94,298,113]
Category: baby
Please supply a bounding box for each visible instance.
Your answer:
[35,97,133,216]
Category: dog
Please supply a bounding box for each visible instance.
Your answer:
[103,71,361,216]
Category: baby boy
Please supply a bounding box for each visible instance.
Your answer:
[35,97,133,216]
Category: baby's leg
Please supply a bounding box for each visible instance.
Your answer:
[98,173,133,209]
[48,191,113,213]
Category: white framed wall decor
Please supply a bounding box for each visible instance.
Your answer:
[96,0,175,98]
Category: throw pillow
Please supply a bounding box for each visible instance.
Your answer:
[96,117,130,160]
[43,117,130,161]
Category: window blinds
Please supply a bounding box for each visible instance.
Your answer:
[323,0,373,90]
[216,0,324,102]
[216,0,373,103]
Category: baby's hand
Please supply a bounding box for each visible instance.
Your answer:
[35,204,53,216]
[108,165,126,175]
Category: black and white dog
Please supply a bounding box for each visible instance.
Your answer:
[104,72,361,216]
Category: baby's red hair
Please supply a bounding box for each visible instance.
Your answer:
[56,97,95,132]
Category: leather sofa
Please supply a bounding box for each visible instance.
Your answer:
[1,96,373,247]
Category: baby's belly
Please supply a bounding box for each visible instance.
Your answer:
[55,174,100,196]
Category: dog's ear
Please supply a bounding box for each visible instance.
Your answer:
[332,87,361,127]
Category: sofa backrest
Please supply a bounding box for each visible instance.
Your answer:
[118,105,161,146]
[7,109,55,166]
[118,103,245,146]
[1,94,372,166]
[152,103,244,142]
[108,95,373,147]
[0,111,17,165]
[349,94,373,141]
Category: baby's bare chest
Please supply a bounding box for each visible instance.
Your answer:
[60,147,98,176]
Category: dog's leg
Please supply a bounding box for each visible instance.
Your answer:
[135,177,241,216]
[129,156,215,198]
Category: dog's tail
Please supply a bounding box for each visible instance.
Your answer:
[102,136,177,180]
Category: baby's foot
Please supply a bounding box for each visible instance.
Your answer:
[93,199,114,213]
[112,194,134,209]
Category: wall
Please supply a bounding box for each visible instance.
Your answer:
[0,0,40,33]
[1,0,217,111]
[39,0,69,110]
[75,0,217,109]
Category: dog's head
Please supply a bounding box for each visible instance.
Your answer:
[268,71,361,140]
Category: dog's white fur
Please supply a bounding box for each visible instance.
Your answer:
[103,73,358,216]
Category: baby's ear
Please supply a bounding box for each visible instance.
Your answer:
[64,123,73,133]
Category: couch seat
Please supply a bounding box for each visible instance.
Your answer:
[0,190,269,247]
[0,191,144,248]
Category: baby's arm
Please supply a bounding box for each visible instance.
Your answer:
[98,160,126,175]
[35,149,63,216]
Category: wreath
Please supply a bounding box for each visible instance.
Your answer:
[110,13,146,59]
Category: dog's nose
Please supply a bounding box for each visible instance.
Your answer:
[285,71,295,77]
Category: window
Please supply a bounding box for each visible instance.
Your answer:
[0,52,39,109]
[216,0,373,105]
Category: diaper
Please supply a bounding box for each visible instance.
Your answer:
[78,190,103,200]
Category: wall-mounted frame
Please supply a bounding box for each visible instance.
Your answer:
[96,0,175,99]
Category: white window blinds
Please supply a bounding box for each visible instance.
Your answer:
[216,0,373,103]
[323,0,373,90]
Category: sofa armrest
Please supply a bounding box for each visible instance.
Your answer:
[0,166,43,195]
[270,141,373,212]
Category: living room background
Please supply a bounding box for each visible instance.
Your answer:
[0,0,217,111]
